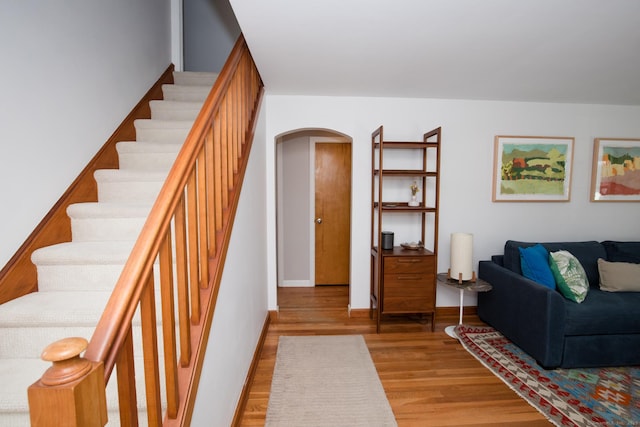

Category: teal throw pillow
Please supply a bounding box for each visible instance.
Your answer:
[549,250,589,303]
[519,244,556,289]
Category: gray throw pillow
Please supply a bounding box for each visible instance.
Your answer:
[598,258,640,292]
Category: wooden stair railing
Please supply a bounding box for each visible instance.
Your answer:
[28,34,264,426]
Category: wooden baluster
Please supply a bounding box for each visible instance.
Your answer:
[220,95,230,209]
[28,337,107,426]
[213,114,224,232]
[232,76,239,174]
[187,168,201,322]
[197,148,210,288]
[174,192,192,366]
[207,121,219,253]
[116,327,138,427]
[159,232,179,419]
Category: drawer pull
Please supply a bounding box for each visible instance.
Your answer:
[396,259,421,263]
[398,275,422,280]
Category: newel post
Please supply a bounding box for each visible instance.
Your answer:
[28,337,108,427]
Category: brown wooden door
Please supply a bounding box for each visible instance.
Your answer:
[314,143,351,285]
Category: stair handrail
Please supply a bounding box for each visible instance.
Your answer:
[28,34,264,426]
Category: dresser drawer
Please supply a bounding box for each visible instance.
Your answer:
[381,254,435,313]
[383,294,435,313]
[383,255,434,274]
[384,272,434,299]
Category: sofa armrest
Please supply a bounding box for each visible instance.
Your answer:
[478,260,566,368]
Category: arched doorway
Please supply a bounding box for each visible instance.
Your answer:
[275,129,352,310]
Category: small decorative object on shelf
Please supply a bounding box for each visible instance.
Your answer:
[400,241,424,250]
[408,181,420,206]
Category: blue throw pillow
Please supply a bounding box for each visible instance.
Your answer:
[519,244,556,289]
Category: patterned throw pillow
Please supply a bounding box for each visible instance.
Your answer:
[549,250,589,303]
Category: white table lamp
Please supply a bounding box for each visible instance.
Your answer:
[449,232,475,283]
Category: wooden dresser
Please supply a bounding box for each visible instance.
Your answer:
[371,247,436,332]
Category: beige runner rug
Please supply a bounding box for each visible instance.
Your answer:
[265,335,397,427]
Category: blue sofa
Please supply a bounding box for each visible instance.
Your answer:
[478,240,640,369]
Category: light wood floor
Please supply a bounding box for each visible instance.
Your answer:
[237,286,549,426]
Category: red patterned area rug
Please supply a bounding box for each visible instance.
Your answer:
[455,325,640,427]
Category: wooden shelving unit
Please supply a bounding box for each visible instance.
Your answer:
[370,126,441,332]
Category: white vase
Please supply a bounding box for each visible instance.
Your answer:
[408,194,419,207]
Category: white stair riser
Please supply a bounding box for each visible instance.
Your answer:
[134,125,191,144]
[117,151,179,172]
[0,322,171,360]
[150,101,202,121]
[35,264,127,292]
[173,71,218,86]
[96,180,164,204]
[161,85,210,102]
[71,216,146,242]
[0,326,96,359]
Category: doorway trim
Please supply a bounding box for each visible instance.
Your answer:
[274,128,353,309]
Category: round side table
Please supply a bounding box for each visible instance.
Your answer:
[436,273,492,339]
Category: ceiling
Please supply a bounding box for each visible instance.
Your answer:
[230,0,640,105]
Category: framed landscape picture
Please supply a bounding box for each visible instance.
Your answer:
[492,135,574,202]
[590,138,640,202]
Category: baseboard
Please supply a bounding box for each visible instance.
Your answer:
[350,306,477,320]
[232,312,271,427]
[436,305,478,318]
[279,280,312,287]
[348,308,371,318]
[0,65,175,305]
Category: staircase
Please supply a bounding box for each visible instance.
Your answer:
[0,71,218,426]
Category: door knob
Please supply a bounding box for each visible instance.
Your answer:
[315,217,322,224]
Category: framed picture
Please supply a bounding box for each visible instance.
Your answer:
[590,138,640,202]
[492,135,574,202]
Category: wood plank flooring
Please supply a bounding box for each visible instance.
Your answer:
[237,286,549,426]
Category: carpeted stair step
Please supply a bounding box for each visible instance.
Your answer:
[0,290,112,359]
[0,358,49,425]
[0,290,171,358]
[149,100,204,121]
[67,202,151,242]
[116,141,182,172]
[31,241,135,292]
[94,169,168,204]
[173,71,218,86]
[161,84,211,102]
[134,119,194,143]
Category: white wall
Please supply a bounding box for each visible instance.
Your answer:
[191,100,269,426]
[279,135,311,285]
[264,95,640,310]
[0,2,172,267]
[183,0,241,72]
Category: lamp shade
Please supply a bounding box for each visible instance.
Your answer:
[450,232,473,281]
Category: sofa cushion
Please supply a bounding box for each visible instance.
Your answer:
[601,241,640,264]
[564,289,640,336]
[549,250,589,302]
[503,240,606,287]
[518,244,556,289]
[598,258,640,292]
